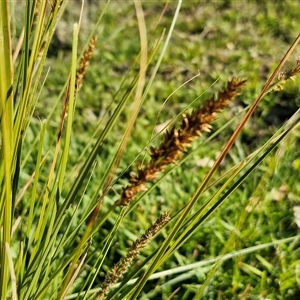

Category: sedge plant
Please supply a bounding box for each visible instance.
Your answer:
[1,1,300,300]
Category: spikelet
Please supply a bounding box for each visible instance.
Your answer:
[271,59,300,92]
[96,212,170,300]
[75,35,98,93]
[62,35,97,119]
[116,78,246,206]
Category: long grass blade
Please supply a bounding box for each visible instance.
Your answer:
[0,0,14,297]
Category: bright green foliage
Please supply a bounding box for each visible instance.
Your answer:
[0,1,300,300]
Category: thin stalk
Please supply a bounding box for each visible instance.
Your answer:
[0,0,14,297]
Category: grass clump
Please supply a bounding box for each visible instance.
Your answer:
[1,1,300,299]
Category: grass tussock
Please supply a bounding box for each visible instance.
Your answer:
[1,1,300,300]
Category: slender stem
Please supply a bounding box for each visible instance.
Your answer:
[0,0,14,297]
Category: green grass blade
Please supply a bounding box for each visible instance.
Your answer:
[25,120,47,238]
[0,0,14,297]
[58,23,78,190]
